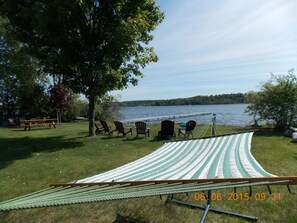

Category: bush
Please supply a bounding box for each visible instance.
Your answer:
[245,70,297,130]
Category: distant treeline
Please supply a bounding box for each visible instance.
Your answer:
[119,93,248,106]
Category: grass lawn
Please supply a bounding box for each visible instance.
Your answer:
[0,122,296,223]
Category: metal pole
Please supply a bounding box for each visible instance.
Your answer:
[211,114,216,136]
[199,205,211,223]
[169,198,258,222]
[199,190,212,223]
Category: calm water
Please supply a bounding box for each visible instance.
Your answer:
[119,104,252,126]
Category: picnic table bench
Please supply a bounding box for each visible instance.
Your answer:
[21,119,57,131]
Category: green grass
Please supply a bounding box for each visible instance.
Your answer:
[0,123,296,223]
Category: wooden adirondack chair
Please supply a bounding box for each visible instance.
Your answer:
[158,120,176,139]
[99,120,116,135]
[114,121,132,136]
[135,121,150,138]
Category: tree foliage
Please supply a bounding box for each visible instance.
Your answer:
[0,18,49,119]
[49,83,71,111]
[62,94,121,122]
[49,82,71,123]
[1,0,164,135]
[245,71,297,129]
[63,94,88,121]
[120,93,246,106]
[95,95,122,121]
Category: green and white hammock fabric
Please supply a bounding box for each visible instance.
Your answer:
[77,132,273,183]
[0,132,295,211]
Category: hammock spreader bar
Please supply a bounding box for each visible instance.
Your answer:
[50,176,297,187]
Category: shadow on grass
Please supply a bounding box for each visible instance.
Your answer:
[99,133,183,143]
[113,213,148,223]
[254,128,284,137]
[100,135,147,141]
[0,136,84,169]
[12,128,54,132]
[100,135,128,140]
[123,136,156,141]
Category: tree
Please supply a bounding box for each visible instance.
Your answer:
[245,70,297,129]
[0,75,18,119]
[49,82,71,124]
[0,17,49,119]
[63,94,88,121]
[0,19,18,119]
[18,82,50,119]
[1,0,164,136]
[95,94,122,121]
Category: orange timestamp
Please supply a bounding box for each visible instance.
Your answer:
[194,192,282,201]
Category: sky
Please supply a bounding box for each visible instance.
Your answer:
[112,0,297,101]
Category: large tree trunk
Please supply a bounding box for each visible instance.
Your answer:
[88,95,96,136]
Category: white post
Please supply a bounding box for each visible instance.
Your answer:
[211,114,216,136]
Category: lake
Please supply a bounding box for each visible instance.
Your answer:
[119,104,252,126]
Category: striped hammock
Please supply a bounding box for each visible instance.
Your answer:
[77,132,274,183]
[0,132,296,211]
